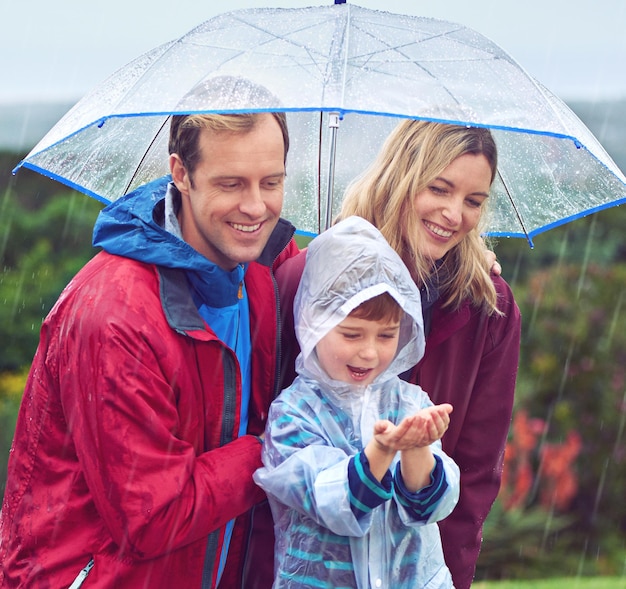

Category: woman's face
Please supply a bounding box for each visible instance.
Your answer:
[411,153,492,262]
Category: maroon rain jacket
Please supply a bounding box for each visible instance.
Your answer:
[271,249,521,589]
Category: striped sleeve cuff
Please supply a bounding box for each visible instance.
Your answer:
[348,451,393,519]
[394,454,448,521]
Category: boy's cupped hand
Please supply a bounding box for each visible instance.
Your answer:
[373,404,453,451]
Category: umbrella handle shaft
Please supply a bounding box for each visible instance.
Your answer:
[324,112,340,230]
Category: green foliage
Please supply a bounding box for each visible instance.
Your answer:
[477,501,577,580]
[0,159,102,371]
[491,206,626,286]
[517,262,626,526]
[475,255,626,579]
[0,368,28,493]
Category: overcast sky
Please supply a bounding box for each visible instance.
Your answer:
[2,0,626,104]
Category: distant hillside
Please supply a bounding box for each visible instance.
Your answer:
[0,101,74,152]
[1,99,624,174]
[568,98,626,172]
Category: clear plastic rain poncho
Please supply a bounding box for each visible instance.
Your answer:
[254,216,460,589]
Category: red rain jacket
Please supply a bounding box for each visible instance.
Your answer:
[0,225,298,588]
[272,249,521,589]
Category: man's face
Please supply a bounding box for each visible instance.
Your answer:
[171,114,286,270]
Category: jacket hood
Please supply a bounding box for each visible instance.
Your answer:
[294,216,425,388]
[93,175,205,270]
[92,175,245,307]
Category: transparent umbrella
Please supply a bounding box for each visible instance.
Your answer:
[14,2,626,245]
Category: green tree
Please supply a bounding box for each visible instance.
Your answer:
[1,163,102,370]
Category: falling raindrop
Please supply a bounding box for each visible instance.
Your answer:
[576,215,597,298]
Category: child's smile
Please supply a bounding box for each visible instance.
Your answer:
[316,316,401,386]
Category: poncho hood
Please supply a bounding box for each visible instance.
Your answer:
[294,216,425,390]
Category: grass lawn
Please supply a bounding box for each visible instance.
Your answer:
[473,578,626,589]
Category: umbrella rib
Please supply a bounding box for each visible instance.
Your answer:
[497,168,532,247]
[219,13,334,84]
[123,116,171,196]
[345,23,468,107]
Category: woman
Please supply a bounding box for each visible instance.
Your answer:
[275,120,521,589]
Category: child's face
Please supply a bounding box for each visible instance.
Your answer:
[315,315,401,386]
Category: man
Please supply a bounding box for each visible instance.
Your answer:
[0,84,298,586]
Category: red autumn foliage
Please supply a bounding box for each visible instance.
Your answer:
[538,431,582,511]
[499,410,581,512]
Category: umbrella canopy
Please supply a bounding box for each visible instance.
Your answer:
[15,3,626,245]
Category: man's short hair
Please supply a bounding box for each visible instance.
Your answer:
[169,112,289,176]
[168,76,289,175]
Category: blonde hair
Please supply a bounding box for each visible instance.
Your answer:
[339,120,500,314]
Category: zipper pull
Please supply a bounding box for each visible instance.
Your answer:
[68,558,94,589]
[238,264,244,299]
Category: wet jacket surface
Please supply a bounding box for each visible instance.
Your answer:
[0,176,298,588]
[274,242,521,589]
[255,217,460,589]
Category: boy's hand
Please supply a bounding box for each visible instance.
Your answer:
[373,404,453,451]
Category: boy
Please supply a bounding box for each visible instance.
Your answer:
[254,216,460,588]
